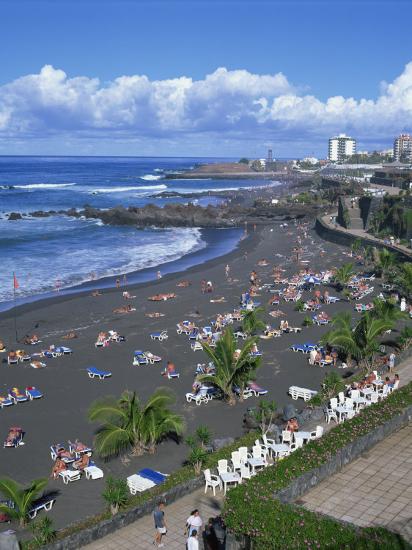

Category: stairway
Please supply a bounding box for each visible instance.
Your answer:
[345,198,364,230]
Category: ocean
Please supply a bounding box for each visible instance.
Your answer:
[0,156,278,309]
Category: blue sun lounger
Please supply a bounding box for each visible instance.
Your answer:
[133,351,149,366]
[25,387,43,400]
[139,469,167,485]
[290,343,317,353]
[87,367,112,379]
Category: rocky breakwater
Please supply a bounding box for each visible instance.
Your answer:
[10,201,322,228]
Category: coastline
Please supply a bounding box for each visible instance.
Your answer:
[0,226,252,319]
[0,219,353,532]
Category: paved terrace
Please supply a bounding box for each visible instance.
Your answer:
[83,359,412,549]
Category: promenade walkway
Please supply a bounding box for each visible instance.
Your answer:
[300,424,412,542]
[84,488,223,549]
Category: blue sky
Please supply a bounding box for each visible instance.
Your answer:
[0,0,411,157]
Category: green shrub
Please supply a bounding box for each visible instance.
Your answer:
[102,477,129,515]
[224,383,412,548]
[29,517,56,547]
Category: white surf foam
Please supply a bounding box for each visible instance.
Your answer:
[14,183,77,189]
[91,184,167,194]
[140,174,163,181]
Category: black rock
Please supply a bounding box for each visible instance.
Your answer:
[8,212,22,220]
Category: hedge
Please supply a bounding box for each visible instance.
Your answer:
[223,382,412,549]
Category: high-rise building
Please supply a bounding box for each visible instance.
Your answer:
[328,134,356,161]
[393,134,412,162]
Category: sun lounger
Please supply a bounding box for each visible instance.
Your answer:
[191,341,203,351]
[139,468,167,484]
[150,331,168,341]
[0,395,14,408]
[144,351,162,364]
[84,462,104,480]
[50,444,75,463]
[8,388,28,404]
[288,386,318,402]
[28,497,55,519]
[58,346,72,355]
[166,369,180,379]
[325,296,340,304]
[133,351,149,366]
[7,356,19,365]
[247,384,268,397]
[186,389,210,405]
[25,386,43,400]
[87,366,112,379]
[234,331,247,340]
[4,427,24,448]
[284,326,302,333]
[127,474,156,494]
[59,469,81,484]
[30,360,46,368]
[68,440,92,458]
[290,343,317,353]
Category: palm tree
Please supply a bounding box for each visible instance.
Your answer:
[322,311,394,372]
[370,298,407,324]
[333,263,354,291]
[376,249,396,281]
[397,263,412,299]
[241,307,266,335]
[0,477,48,527]
[198,327,261,405]
[321,312,360,368]
[88,388,185,458]
[353,312,394,372]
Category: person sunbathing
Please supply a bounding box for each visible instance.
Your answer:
[70,440,89,453]
[122,291,136,299]
[0,340,5,352]
[113,305,136,313]
[162,361,176,376]
[176,280,191,287]
[31,360,45,369]
[97,331,108,343]
[5,427,22,446]
[51,457,67,479]
[62,331,77,339]
[56,446,74,460]
[145,312,165,318]
[8,350,17,361]
[73,453,90,471]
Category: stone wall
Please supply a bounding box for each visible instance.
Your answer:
[226,404,412,549]
[315,216,412,262]
[44,476,204,550]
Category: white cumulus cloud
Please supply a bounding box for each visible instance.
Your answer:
[0,63,412,152]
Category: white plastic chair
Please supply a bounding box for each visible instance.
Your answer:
[325,407,338,424]
[203,469,221,495]
[350,389,360,399]
[231,451,242,472]
[240,464,253,481]
[290,437,304,452]
[255,439,270,458]
[309,425,323,440]
[281,430,292,444]
[238,447,248,463]
[338,392,345,404]
[330,397,338,409]
[217,459,230,476]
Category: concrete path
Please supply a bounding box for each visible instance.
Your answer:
[84,488,224,549]
[300,424,412,542]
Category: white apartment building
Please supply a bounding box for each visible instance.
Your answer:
[393,134,412,162]
[328,134,356,161]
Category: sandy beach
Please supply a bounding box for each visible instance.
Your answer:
[0,221,352,531]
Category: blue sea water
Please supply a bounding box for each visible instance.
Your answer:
[0,156,278,307]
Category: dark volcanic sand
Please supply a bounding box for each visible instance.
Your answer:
[0,222,351,532]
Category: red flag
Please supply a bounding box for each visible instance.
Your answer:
[13,273,19,290]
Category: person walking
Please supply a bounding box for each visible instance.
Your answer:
[153,501,167,547]
[388,352,396,373]
[187,529,199,550]
[185,509,202,537]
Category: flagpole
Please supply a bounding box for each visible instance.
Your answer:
[13,272,18,343]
